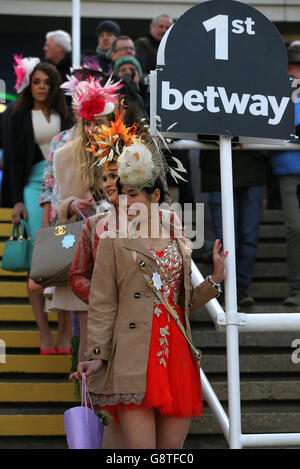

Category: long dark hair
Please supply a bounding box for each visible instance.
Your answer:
[117,175,166,203]
[13,62,69,120]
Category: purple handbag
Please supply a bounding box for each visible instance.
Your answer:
[64,373,104,449]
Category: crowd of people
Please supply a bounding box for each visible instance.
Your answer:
[0,14,300,449]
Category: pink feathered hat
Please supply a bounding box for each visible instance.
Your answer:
[13,54,40,94]
[69,75,123,120]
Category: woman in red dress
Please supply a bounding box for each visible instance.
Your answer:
[71,128,227,449]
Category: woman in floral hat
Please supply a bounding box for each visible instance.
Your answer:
[70,121,228,449]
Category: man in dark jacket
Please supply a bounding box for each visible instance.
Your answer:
[44,30,72,83]
[200,148,266,307]
[135,14,172,74]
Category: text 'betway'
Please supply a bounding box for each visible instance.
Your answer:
[162,81,290,125]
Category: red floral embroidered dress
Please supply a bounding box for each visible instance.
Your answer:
[94,238,203,422]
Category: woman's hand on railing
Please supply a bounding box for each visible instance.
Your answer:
[211,239,228,284]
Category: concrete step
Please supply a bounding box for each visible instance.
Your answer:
[0,330,62,348]
[192,281,290,300]
[0,209,12,222]
[205,379,300,401]
[1,355,70,374]
[248,282,289,299]
[0,269,27,277]
[190,303,300,323]
[261,210,284,224]
[0,243,6,257]
[190,406,300,436]
[0,436,68,449]
[0,382,77,403]
[256,244,286,259]
[200,353,300,373]
[0,305,57,322]
[259,225,286,239]
[0,414,66,436]
[0,224,15,238]
[194,243,287,260]
[0,283,28,298]
[192,329,298,348]
[252,262,287,278]
[196,262,288,279]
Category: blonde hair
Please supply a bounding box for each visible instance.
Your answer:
[72,117,104,199]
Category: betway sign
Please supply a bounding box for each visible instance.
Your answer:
[151,0,295,140]
[162,82,289,126]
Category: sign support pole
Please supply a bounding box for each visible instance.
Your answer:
[72,0,81,67]
[219,135,242,449]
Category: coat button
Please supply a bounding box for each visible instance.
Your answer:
[93,347,101,355]
[129,322,136,329]
[188,301,193,307]
[134,292,141,298]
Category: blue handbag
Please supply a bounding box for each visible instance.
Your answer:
[1,219,33,272]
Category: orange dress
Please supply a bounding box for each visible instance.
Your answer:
[95,239,203,423]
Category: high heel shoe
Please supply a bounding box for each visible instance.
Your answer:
[56,348,71,355]
[40,348,56,355]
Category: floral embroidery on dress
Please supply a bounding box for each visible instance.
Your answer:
[151,239,184,367]
[151,240,183,306]
[154,305,162,318]
[157,324,170,367]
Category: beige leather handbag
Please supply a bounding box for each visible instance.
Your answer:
[29,220,85,288]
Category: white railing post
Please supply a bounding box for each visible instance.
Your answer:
[219,135,242,449]
[72,0,81,67]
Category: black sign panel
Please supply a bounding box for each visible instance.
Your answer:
[153,0,295,140]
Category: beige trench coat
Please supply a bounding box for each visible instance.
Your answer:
[87,223,218,397]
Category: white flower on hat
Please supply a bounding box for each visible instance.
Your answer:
[118,142,155,188]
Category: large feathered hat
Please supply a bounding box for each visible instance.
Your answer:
[61,74,122,120]
[13,55,40,94]
[88,112,187,188]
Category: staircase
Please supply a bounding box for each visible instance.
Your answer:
[0,208,299,449]
[0,208,76,449]
[187,209,300,449]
